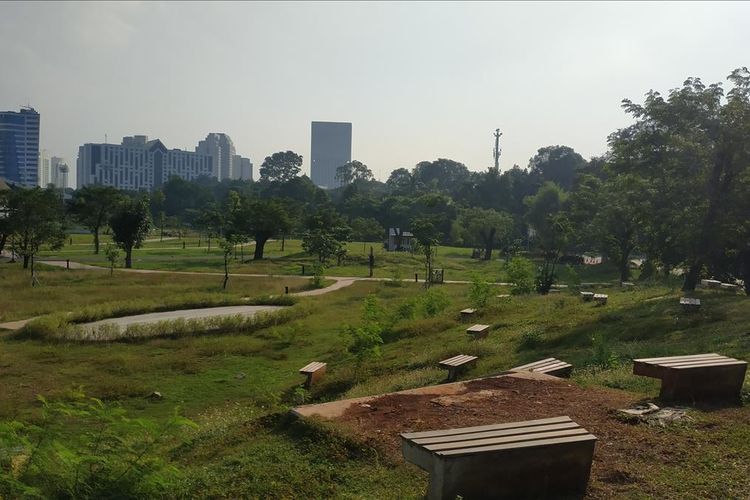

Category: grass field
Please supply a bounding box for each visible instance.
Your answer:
[1,258,749,497]
[36,231,627,284]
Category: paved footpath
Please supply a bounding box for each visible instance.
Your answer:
[0,258,513,331]
[79,305,284,332]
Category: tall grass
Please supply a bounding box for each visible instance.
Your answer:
[19,304,309,342]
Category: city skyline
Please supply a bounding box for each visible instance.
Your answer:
[2,2,750,186]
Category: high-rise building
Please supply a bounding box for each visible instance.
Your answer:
[232,155,253,181]
[196,133,235,180]
[38,149,51,187]
[50,156,69,189]
[0,107,40,187]
[310,121,352,189]
[77,135,213,191]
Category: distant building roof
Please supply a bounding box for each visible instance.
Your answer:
[388,228,414,237]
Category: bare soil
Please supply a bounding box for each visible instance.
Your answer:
[334,374,749,498]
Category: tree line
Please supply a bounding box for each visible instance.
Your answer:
[2,68,749,293]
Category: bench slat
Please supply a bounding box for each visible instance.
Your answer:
[437,433,597,457]
[657,357,736,367]
[512,358,557,371]
[401,416,572,440]
[413,422,580,446]
[299,361,326,373]
[440,354,477,367]
[425,428,591,453]
[671,359,747,370]
[634,353,722,363]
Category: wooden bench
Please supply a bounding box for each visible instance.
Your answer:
[460,308,476,321]
[720,283,740,293]
[439,354,478,382]
[633,353,747,403]
[511,357,572,378]
[621,281,635,288]
[580,291,594,302]
[593,293,608,305]
[466,324,490,339]
[401,416,596,500]
[679,297,701,311]
[299,361,327,388]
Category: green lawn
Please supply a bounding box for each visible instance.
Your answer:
[1,263,748,497]
[37,232,629,283]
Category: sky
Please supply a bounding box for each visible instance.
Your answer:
[1,1,749,186]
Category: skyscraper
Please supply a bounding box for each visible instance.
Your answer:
[196,133,234,180]
[310,121,352,189]
[50,156,69,189]
[0,107,40,187]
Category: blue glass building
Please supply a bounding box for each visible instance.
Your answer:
[0,107,40,187]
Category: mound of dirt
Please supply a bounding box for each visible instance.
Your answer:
[331,374,744,498]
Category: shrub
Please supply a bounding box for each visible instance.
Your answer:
[310,264,326,289]
[419,288,450,317]
[384,267,403,287]
[506,257,535,295]
[0,389,195,499]
[468,274,493,309]
[519,327,544,349]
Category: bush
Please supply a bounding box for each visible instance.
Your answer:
[519,327,544,349]
[310,264,326,289]
[384,267,403,287]
[468,275,493,309]
[419,288,450,317]
[506,257,535,295]
[0,389,195,499]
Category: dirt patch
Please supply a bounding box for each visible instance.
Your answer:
[333,374,747,498]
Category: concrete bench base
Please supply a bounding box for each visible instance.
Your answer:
[401,416,596,500]
[633,354,747,404]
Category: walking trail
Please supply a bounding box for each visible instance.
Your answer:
[0,257,508,331]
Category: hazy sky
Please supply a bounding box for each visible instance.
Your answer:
[2,1,749,186]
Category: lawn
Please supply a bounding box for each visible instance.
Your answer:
[1,263,749,497]
[37,231,629,283]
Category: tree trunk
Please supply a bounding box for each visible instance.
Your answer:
[682,260,702,291]
[23,254,30,269]
[0,233,6,255]
[618,249,631,283]
[223,256,229,289]
[254,236,268,260]
[281,234,285,252]
[482,228,495,261]
[125,247,133,268]
[740,250,750,295]
[94,228,100,254]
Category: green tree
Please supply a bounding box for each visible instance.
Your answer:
[611,68,750,290]
[68,185,123,254]
[411,215,441,287]
[302,206,351,264]
[5,187,66,271]
[350,217,385,251]
[259,151,303,183]
[525,182,572,294]
[453,207,514,260]
[110,198,151,269]
[104,243,121,276]
[345,294,385,366]
[335,160,374,186]
[528,145,586,191]
[219,238,233,289]
[505,256,536,294]
[230,198,292,260]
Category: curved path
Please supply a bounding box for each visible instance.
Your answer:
[78,305,284,333]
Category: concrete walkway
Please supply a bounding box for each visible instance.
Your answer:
[78,305,283,332]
